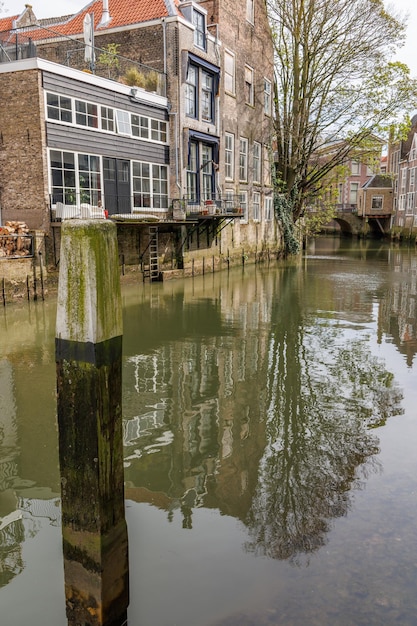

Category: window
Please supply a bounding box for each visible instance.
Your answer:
[151,119,167,142]
[202,144,214,200]
[253,192,260,221]
[225,190,235,212]
[186,138,218,203]
[406,193,415,214]
[185,65,197,118]
[193,9,206,49]
[239,138,248,181]
[132,114,149,138]
[264,79,272,116]
[46,93,72,123]
[225,133,234,180]
[263,146,271,185]
[349,182,359,204]
[186,61,217,123]
[49,149,101,206]
[115,109,131,135]
[187,142,198,202]
[201,71,214,122]
[351,161,360,175]
[399,194,406,210]
[101,106,114,132]
[410,167,416,189]
[337,183,343,204]
[152,164,169,208]
[50,150,76,205]
[371,196,383,210]
[245,65,254,106]
[400,168,406,192]
[239,191,248,221]
[132,162,168,210]
[264,196,273,221]
[78,153,101,205]
[224,50,235,95]
[253,142,261,183]
[75,100,98,128]
[246,0,254,23]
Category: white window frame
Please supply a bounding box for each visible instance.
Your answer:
[264,79,272,116]
[245,65,254,106]
[239,190,248,222]
[263,145,271,186]
[46,92,72,123]
[351,160,360,175]
[239,137,248,182]
[371,196,383,211]
[225,132,235,180]
[224,50,235,95]
[246,0,254,24]
[264,196,273,221]
[349,182,359,205]
[406,192,415,214]
[253,141,261,183]
[253,191,260,221]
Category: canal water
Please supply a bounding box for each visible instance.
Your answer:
[1,236,417,625]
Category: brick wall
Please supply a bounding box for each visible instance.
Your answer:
[0,68,49,229]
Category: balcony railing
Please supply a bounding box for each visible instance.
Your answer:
[0,28,166,97]
[50,194,245,223]
[171,195,244,220]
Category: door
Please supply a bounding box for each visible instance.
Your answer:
[103,158,131,215]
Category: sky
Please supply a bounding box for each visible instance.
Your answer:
[2,0,417,75]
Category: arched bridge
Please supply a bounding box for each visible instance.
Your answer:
[334,210,391,236]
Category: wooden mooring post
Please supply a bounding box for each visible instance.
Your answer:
[55,220,129,626]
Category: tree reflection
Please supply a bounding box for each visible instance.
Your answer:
[244,267,403,564]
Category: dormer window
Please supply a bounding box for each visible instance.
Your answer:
[193,9,206,50]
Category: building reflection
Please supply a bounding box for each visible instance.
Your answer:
[122,264,403,562]
[379,248,417,365]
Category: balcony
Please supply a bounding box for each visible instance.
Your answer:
[0,28,166,97]
[171,196,244,220]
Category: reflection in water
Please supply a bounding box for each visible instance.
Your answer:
[1,239,416,625]
[122,260,403,564]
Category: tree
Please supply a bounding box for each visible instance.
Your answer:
[268,0,417,238]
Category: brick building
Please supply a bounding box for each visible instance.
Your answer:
[0,0,279,270]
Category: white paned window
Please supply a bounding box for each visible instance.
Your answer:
[225,133,234,180]
[264,79,272,116]
[224,50,235,95]
[239,191,248,221]
[246,0,254,24]
[115,109,131,135]
[349,182,359,204]
[101,106,114,132]
[253,142,261,183]
[239,137,248,181]
[46,93,72,123]
[75,100,98,128]
[132,114,149,138]
[351,160,360,175]
[253,192,260,221]
[264,196,273,221]
[245,65,254,105]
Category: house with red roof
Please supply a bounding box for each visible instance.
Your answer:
[0,0,278,272]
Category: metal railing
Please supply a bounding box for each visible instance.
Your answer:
[171,195,244,219]
[0,28,166,97]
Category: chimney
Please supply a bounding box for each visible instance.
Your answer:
[98,0,111,27]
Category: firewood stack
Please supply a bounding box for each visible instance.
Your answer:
[0,221,32,258]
